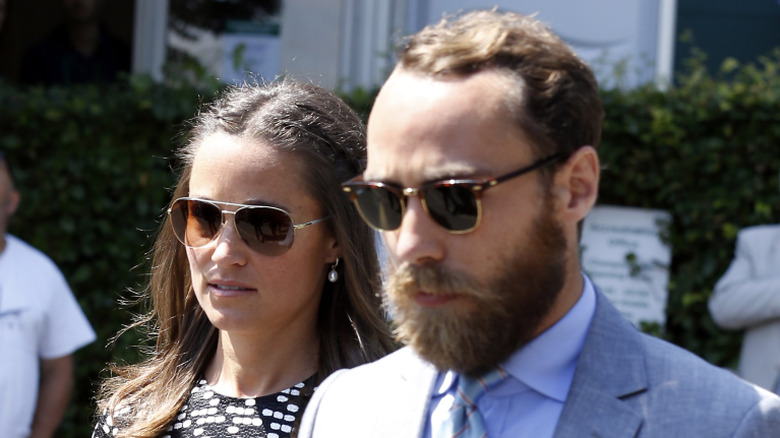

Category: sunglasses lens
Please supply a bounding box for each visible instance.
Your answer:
[351,185,404,231]
[170,199,222,247]
[234,207,294,256]
[425,185,479,232]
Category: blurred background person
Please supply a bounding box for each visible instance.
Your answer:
[709,223,780,393]
[20,0,130,86]
[93,79,395,438]
[0,0,6,32]
[0,150,96,438]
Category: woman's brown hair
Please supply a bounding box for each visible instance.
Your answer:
[95,79,395,438]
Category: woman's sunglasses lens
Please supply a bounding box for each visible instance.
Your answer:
[169,200,222,248]
[169,200,190,245]
[235,208,294,256]
[354,186,404,231]
[425,185,479,231]
[186,200,222,246]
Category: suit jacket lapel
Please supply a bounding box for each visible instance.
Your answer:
[391,348,439,438]
[554,290,647,437]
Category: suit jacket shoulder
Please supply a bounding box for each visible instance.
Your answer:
[737,224,780,243]
[299,290,780,438]
[299,347,436,438]
[731,224,780,264]
[556,291,780,437]
[709,222,780,331]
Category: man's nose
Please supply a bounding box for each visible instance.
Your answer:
[387,196,447,266]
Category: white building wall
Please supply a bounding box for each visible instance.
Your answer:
[280,0,677,91]
[279,0,405,91]
[417,0,676,89]
[131,0,676,91]
[279,0,343,87]
[132,0,169,82]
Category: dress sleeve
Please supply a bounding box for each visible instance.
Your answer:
[91,409,117,438]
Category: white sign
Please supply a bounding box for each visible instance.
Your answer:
[581,205,672,328]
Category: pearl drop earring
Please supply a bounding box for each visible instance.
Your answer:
[328,258,340,283]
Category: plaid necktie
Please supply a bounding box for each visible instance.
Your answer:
[436,367,508,438]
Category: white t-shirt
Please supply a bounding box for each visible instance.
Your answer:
[0,234,96,438]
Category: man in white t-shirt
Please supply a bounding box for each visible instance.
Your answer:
[0,151,96,438]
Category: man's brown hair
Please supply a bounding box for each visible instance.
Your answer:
[398,10,603,162]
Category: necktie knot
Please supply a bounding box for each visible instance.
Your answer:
[438,367,508,438]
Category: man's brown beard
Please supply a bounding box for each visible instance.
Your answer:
[385,207,568,376]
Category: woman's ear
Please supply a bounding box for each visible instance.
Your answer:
[325,236,341,264]
[553,146,600,224]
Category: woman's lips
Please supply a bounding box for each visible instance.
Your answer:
[208,282,256,297]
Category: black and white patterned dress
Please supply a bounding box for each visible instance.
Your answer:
[93,376,315,438]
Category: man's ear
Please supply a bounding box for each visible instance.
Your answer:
[552,146,599,223]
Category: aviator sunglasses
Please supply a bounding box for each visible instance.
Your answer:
[168,197,329,256]
[342,154,562,234]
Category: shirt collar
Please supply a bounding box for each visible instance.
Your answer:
[432,274,597,401]
[499,273,596,401]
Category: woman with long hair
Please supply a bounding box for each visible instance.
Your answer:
[93,79,395,438]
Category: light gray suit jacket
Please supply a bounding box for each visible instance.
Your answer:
[709,224,780,391]
[299,291,780,437]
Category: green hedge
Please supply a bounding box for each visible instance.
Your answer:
[1,51,779,437]
[0,75,223,437]
[598,50,780,365]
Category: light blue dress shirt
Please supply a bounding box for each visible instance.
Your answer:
[424,274,597,438]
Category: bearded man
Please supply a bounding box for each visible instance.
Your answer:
[298,9,780,438]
